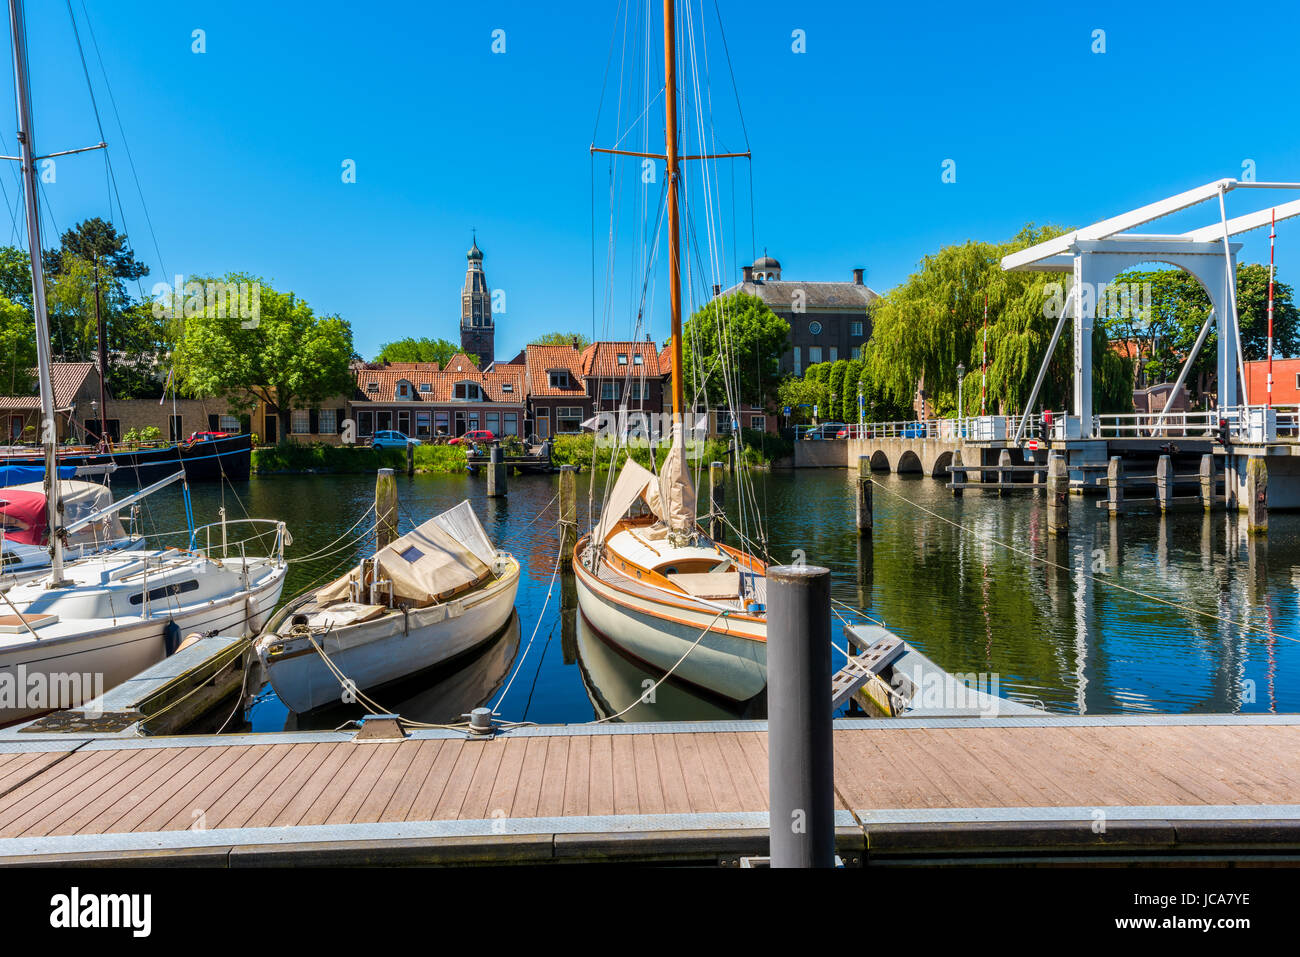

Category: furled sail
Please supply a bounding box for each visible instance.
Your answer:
[593,421,698,542]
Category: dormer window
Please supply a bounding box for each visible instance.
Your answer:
[617,353,628,365]
[454,381,483,401]
[548,371,570,390]
[419,383,432,392]
[633,354,643,365]
[366,382,379,393]
[395,380,414,399]
[502,383,514,393]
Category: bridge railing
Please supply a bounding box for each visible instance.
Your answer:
[1096,405,1299,442]
[835,414,1048,442]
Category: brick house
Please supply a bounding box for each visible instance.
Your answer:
[580,340,666,416]
[523,344,589,439]
[350,354,526,441]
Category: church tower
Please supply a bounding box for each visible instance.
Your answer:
[460,235,494,367]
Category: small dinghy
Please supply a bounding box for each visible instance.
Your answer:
[255,501,520,714]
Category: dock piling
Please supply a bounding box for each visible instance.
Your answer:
[856,476,873,535]
[488,443,507,498]
[1107,456,1123,516]
[1046,453,1068,536]
[375,468,398,551]
[558,464,577,560]
[1156,454,1173,513]
[767,564,835,868]
[997,449,1012,497]
[709,461,725,542]
[1200,454,1216,511]
[950,448,965,497]
[1246,456,1268,535]
[406,440,415,477]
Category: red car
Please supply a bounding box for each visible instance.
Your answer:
[450,429,496,446]
[187,430,232,443]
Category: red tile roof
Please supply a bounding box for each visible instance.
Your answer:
[0,362,96,409]
[579,341,665,379]
[524,344,586,397]
[353,362,523,404]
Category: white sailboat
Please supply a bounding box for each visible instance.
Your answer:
[255,501,520,714]
[0,0,288,724]
[574,0,772,704]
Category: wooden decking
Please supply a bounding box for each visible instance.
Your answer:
[0,715,1299,865]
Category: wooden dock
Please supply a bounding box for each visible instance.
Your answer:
[0,715,1298,865]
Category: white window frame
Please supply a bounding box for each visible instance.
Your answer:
[318,409,337,435]
[291,409,311,434]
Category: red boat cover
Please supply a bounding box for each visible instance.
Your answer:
[0,490,48,545]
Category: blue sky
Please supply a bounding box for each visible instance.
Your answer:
[11,0,1300,360]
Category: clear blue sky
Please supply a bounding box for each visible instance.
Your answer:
[11,0,1300,360]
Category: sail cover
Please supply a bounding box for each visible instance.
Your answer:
[594,458,658,543]
[594,430,698,542]
[0,465,74,488]
[318,501,495,608]
[0,489,47,545]
[0,481,125,546]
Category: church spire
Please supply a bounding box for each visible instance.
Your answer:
[460,233,494,367]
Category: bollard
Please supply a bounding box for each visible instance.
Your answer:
[1156,454,1172,513]
[1046,453,1068,536]
[1107,456,1123,516]
[767,564,835,869]
[375,468,398,551]
[558,464,578,560]
[709,461,725,542]
[997,449,1012,497]
[1199,454,1215,511]
[406,440,415,477]
[856,476,872,535]
[488,443,507,497]
[950,448,965,497]
[1246,456,1268,535]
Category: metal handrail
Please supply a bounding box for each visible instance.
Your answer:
[192,518,289,561]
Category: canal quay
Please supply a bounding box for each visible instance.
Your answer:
[0,464,1295,867]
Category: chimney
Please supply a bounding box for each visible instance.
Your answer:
[712,283,721,297]
[852,268,864,285]
[742,265,754,282]
[571,335,579,349]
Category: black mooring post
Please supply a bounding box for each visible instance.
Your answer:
[767,564,834,868]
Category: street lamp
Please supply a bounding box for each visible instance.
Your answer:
[956,362,966,430]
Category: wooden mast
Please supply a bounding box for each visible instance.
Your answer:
[663,0,683,420]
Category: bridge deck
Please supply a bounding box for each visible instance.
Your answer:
[0,715,1297,865]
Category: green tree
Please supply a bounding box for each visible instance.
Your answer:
[840,358,864,422]
[45,218,149,299]
[530,331,591,351]
[172,274,355,440]
[776,375,827,424]
[0,295,35,395]
[682,291,789,407]
[827,359,848,421]
[374,336,459,366]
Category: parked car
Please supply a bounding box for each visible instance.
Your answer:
[369,430,421,450]
[803,423,846,440]
[449,429,496,446]
[187,430,231,443]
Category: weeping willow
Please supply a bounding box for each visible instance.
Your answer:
[865,224,1135,417]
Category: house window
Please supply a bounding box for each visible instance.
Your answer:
[809,346,823,365]
[852,346,861,360]
[502,383,514,393]
[291,410,310,434]
[537,408,551,439]
[396,381,412,399]
[319,409,337,435]
[715,409,734,435]
[357,410,374,436]
[633,353,643,365]
[366,382,379,393]
[548,371,570,390]
[829,347,838,362]
[601,381,620,400]
[557,406,583,432]
[617,353,628,365]
[851,320,863,337]
[435,411,449,436]
[750,415,766,431]
[486,412,500,435]
[219,415,240,433]
[454,381,483,401]
[503,412,518,435]
[415,411,431,436]
[793,346,802,376]
[419,383,432,393]
[397,410,411,435]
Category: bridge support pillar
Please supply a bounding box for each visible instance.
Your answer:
[1156,455,1172,513]
[1107,456,1123,516]
[950,448,965,497]
[1199,454,1215,511]
[1246,457,1268,535]
[997,449,1012,497]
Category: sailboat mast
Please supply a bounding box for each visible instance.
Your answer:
[8,0,67,585]
[94,257,109,447]
[663,0,684,420]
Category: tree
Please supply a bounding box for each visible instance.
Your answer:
[46,218,149,300]
[827,359,848,420]
[776,375,827,424]
[866,224,1135,417]
[530,331,591,351]
[374,336,459,366]
[172,274,355,440]
[0,295,35,395]
[682,292,789,407]
[839,358,864,422]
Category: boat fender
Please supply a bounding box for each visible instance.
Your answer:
[163,619,182,656]
[176,632,204,654]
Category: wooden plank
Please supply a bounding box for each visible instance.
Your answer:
[352,740,420,824]
[0,749,157,837]
[0,750,117,828]
[293,744,377,827]
[692,730,742,812]
[161,744,278,831]
[725,731,771,811]
[217,742,318,830]
[378,739,443,822]
[586,732,614,817]
[94,745,231,835]
[457,739,506,821]
[1072,726,1227,805]
[561,735,591,818]
[405,739,464,821]
[609,732,640,815]
[135,744,249,832]
[535,736,570,818]
[266,742,357,828]
[28,748,183,838]
[651,734,692,815]
[0,752,67,797]
[673,732,716,813]
[198,745,299,830]
[324,743,401,825]
[630,734,665,816]
[931,728,1061,807]
[483,737,528,822]
[430,738,484,820]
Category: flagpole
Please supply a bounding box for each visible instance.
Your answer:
[1267,207,1276,408]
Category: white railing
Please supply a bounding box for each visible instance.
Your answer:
[191,518,290,563]
[1096,404,1297,442]
[827,413,1049,443]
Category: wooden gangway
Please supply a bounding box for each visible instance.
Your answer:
[0,715,1297,865]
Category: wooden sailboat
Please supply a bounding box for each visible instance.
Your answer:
[573,0,770,704]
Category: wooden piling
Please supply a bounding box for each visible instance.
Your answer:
[856,476,872,535]
[1199,454,1215,511]
[1046,454,1068,536]
[558,464,578,560]
[997,449,1012,497]
[709,461,725,542]
[375,468,398,551]
[406,440,415,476]
[488,443,507,497]
[1107,456,1123,516]
[1156,454,1172,513]
[951,448,965,497]
[1246,456,1268,535]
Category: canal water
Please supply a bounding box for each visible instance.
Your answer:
[144,466,1298,728]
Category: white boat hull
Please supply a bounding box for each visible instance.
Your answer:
[0,561,286,725]
[259,558,520,714]
[573,551,767,703]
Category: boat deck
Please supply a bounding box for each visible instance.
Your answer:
[0,715,1298,864]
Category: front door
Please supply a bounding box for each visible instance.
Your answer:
[537,408,550,439]
[265,416,277,443]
